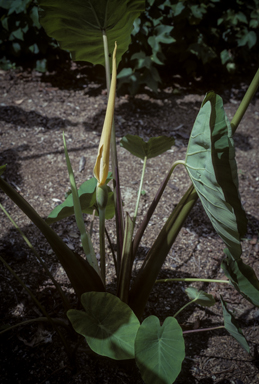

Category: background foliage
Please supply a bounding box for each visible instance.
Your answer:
[1,0,259,92]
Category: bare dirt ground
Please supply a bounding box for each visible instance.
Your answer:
[0,65,259,384]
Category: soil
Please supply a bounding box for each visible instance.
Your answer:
[0,64,259,384]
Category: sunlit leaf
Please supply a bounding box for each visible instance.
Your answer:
[135,316,185,384]
[67,292,140,360]
[185,92,247,260]
[185,286,215,307]
[120,135,175,160]
[220,296,250,353]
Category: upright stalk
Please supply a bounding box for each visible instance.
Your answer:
[133,156,147,227]
[102,30,124,275]
[231,68,259,134]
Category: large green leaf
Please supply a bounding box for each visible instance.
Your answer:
[185,287,215,307]
[221,249,259,307]
[220,296,250,353]
[185,92,247,260]
[67,292,140,360]
[38,0,145,67]
[46,175,114,225]
[120,135,175,160]
[135,316,185,384]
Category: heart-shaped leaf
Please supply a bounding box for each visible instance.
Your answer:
[185,287,215,307]
[38,0,145,67]
[220,296,250,353]
[221,249,259,307]
[135,316,185,384]
[185,92,247,260]
[46,175,114,224]
[67,292,140,360]
[120,135,175,160]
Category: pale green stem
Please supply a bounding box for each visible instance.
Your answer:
[156,278,230,284]
[102,30,111,93]
[133,156,147,227]
[0,203,70,311]
[183,325,225,335]
[173,298,196,318]
[99,208,106,285]
[231,68,259,134]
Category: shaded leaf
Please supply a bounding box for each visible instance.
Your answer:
[185,287,215,307]
[67,292,140,360]
[135,316,185,384]
[185,92,247,260]
[220,296,250,353]
[46,175,114,224]
[221,249,259,307]
[38,0,145,67]
[120,135,174,160]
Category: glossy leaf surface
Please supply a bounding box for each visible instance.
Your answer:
[135,316,185,384]
[67,292,140,360]
[221,296,250,353]
[38,0,145,66]
[185,287,215,307]
[120,135,175,160]
[185,92,247,260]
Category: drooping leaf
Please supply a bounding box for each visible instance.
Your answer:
[185,92,247,260]
[185,287,215,307]
[220,296,250,353]
[120,135,175,160]
[46,174,114,224]
[135,316,185,384]
[221,249,259,307]
[38,0,145,67]
[67,292,140,360]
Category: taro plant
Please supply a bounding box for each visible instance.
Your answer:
[1,1,259,383]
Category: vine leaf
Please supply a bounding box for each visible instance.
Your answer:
[38,0,145,66]
[185,92,247,260]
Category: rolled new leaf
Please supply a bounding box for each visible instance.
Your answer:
[185,92,247,260]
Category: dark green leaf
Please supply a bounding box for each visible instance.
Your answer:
[220,296,250,353]
[120,135,174,160]
[67,292,140,360]
[46,175,114,224]
[38,0,145,67]
[185,287,215,307]
[135,316,185,384]
[221,249,259,307]
[185,92,247,260]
